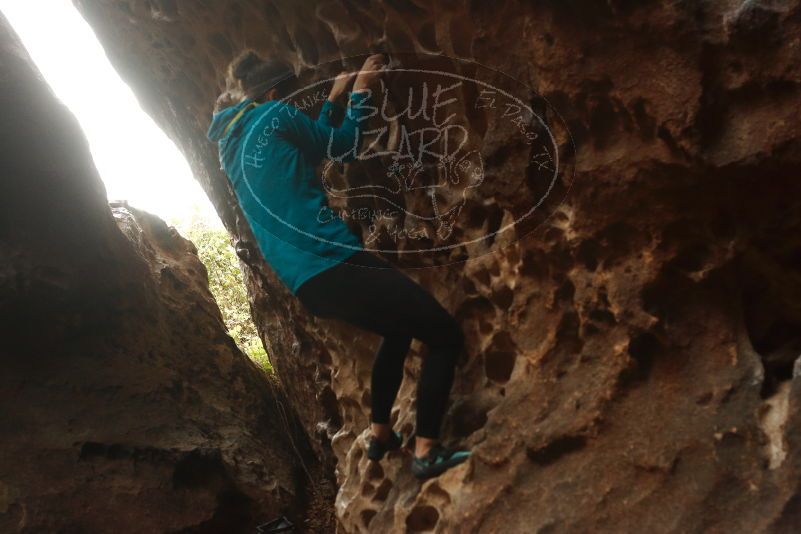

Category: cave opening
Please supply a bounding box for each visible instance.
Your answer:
[0,1,271,372]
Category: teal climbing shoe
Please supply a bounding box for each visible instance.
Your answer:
[367,430,403,461]
[411,443,471,480]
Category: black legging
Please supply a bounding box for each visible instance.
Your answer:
[296,250,464,440]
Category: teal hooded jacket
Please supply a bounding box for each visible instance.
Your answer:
[206,91,372,295]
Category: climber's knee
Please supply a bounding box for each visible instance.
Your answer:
[376,335,412,362]
[428,314,464,353]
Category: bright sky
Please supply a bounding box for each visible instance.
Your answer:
[0,1,222,227]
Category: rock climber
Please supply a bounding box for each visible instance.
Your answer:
[205,50,471,481]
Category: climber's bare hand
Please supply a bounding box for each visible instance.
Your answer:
[353,54,386,91]
[328,71,355,102]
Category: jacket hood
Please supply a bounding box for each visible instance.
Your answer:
[206,99,255,143]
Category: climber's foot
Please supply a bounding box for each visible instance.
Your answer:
[411,443,471,480]
[367,429,403,461]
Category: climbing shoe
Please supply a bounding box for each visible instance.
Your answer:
[411,443,471,480]
[367,430,403,461]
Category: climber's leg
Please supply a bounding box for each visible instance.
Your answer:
[297,253,415,434]
[414,315,464,440]
[366,335,410,459]
[296,251,466,459]
[370,335,412,430]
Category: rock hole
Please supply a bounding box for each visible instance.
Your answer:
[462,276,478,294]
[657,125,682,156]
[466,205,487,230]
[576,239,600,271]
[618,331,661,386]
[318,386,342,427]
[454,296,495,333]
[406,505,440,533]
[485,350,516,383]
[554,279,575,304]
[491,285,514,309]
[641,271,690,324]
[588,308,615,325]
[588,95,619,149]
[198,489,254,533]
[474,268,491,287]
[366,460,384,481]
[419,22,438,51]
[172,449,226,489]
[631,98,656,139]
[583,323,600,336]
[79,442,105,459]
[106,444,128,460]
[526,435,587,466]
[484,206,504,249]
[361,481,375,497]
[484,331,517,383]
[373,479,393,502]
[361,509,377,528]
[670,242,710,273]
[741,263,801,399]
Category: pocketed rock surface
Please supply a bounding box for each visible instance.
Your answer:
[0,15,334,533]
[53,1,801,531]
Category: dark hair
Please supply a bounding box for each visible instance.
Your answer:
[230,49,296,102]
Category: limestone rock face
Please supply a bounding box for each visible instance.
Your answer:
[69,1,801,532]
[0,15,333,533]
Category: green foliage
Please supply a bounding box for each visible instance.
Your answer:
[171,211,272,374]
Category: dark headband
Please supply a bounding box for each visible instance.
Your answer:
[246,68,295,99]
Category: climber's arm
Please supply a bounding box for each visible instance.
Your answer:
[317,99,344,128]
[317,71,353,128]
[279,90,374,162]
[280,55,383,162]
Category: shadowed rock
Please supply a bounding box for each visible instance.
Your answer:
[0,14,333,533]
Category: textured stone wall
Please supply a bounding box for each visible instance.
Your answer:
[0,14,333,532]
[70,1,801,532]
